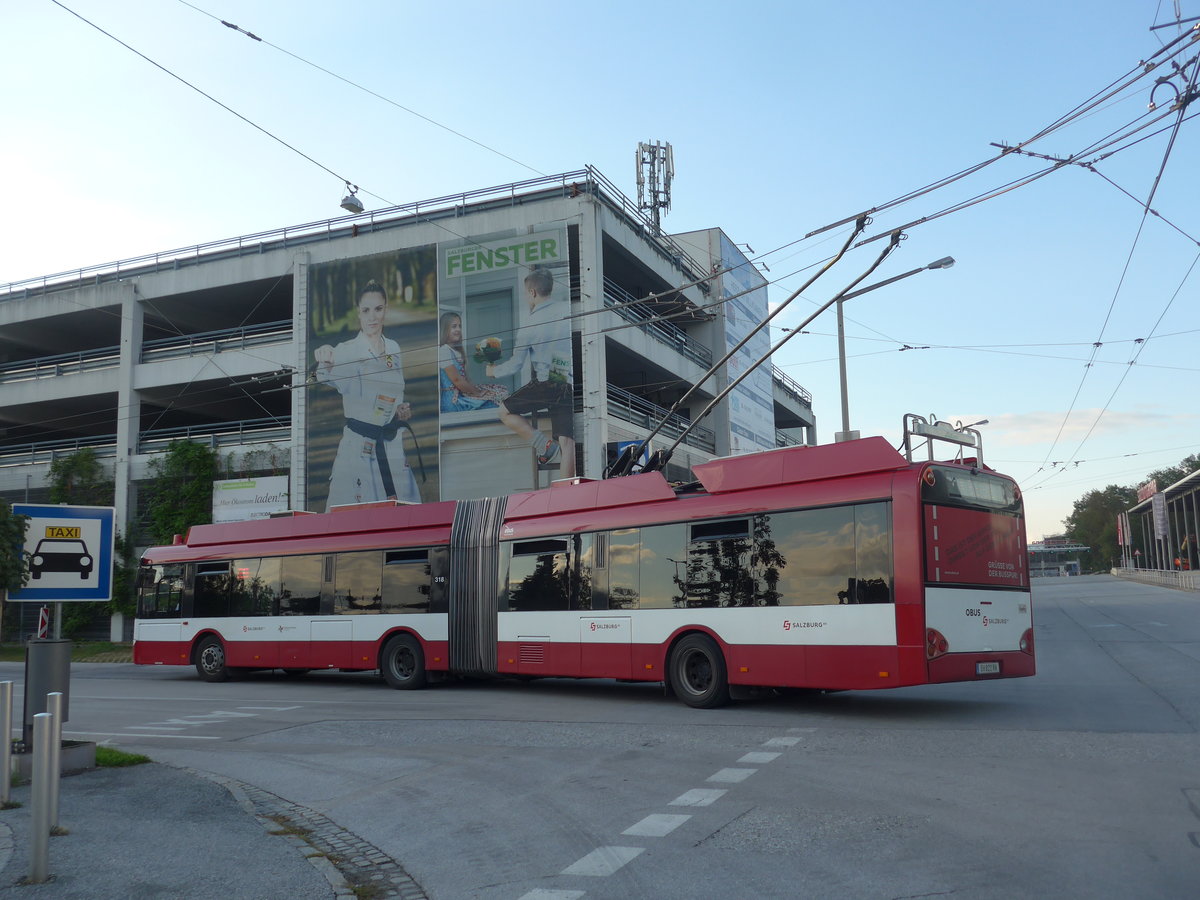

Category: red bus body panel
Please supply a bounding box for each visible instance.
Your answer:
[134,438,1034,694]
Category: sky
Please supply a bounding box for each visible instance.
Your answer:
[2,0,1198,541]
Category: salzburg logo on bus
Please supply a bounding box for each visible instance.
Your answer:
[783,621,825,631]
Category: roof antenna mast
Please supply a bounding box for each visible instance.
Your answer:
[636,141,674,234]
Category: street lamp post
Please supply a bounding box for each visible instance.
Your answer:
[835,256,955,442]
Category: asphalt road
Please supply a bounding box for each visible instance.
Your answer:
[6,574,1199,899]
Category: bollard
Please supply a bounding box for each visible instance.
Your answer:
[47,692,63,831]
[29,713,52,883]
[0,682,11,807]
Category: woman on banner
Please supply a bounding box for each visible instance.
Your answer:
[438,312,508,412]
[313,280,422,506]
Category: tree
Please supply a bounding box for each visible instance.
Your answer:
[145,441,220,545]
[47,449,123,638]
[0,501,30,593]
[1064,484,1137,571]
[1145,453,1200,493]
[0,501,30,643]
[47,447,114,506]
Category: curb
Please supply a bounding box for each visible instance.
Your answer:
[184,766,428,900]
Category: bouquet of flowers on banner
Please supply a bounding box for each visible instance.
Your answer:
[473,336,503,364]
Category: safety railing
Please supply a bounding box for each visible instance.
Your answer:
[776,430,801,448]
[0,347,121,384]
[1111,567,1200,592]
[771,366,812,407]
[141,319,293,362]
[0,418,291,467]
[136,418,290,454]
[3,167,714,299]
[606,384,715,454]
[602,279,712,368]
[0,435,118,468]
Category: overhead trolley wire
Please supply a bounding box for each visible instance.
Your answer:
[174,0,546,178]
[48,1,372,202]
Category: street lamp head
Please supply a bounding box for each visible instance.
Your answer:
[926,256,956,270]
[340,182,364,214]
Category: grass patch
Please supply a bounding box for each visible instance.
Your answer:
[349,880,385,900]
[0,642,133,663]
[263,814,313,839]
[95,746,150,767]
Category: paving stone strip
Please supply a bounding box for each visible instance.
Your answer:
[192,767,429,900]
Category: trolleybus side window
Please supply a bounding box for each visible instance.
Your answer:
[279,555,322,616]
[194,561,232,617]
[333,551,383,615]
[606,523,687,610]
[230,558,281,617]
[137,563,184,618]
[504,538,573,611]
[383,549,434,614]
[686,518,756,608]
[607,528,640,610]
[763,503,893,606]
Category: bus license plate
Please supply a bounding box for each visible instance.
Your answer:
[976,661,1001,675]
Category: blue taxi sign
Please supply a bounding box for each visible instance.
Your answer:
[9,505,115,602]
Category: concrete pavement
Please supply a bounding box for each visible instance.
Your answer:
[0,761,428,899]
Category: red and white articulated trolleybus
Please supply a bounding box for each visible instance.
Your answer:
[134,416,1033,707]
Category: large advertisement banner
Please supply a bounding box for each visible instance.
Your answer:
[307,248,440,512]
[212,476,290,524]
[436,226,575,497]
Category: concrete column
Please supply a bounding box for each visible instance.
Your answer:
[112,284,142,639]
[113,283,143,533]
[291,252,309,510]
[576,208,608,479]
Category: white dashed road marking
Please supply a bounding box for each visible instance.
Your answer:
[561,846,644,877]
[525,728,810,897]
[764,736,802,747]
[670,788,727,807]
[739,751,781,764]
[707,767,756,783]
[622,814,691,837]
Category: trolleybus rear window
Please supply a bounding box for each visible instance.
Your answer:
[922,466,1026,588]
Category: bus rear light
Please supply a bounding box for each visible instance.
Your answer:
[1019,628,1035,655]
[926,628,949,660]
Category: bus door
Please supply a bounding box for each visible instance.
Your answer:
[313,552,376,670]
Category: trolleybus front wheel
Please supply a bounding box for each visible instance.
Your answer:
[195,636,231,683]
[381,634,427,690]
[669,634,730,708]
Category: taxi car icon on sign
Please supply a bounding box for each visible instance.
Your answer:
[29,538,93,580]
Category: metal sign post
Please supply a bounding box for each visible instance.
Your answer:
[10,505,113,752]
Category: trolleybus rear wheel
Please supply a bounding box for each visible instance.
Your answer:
[669,634,730,708]
[195,636,230,683]
[381,634,427,690]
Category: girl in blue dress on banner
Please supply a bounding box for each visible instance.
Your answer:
[438,312,508,412]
